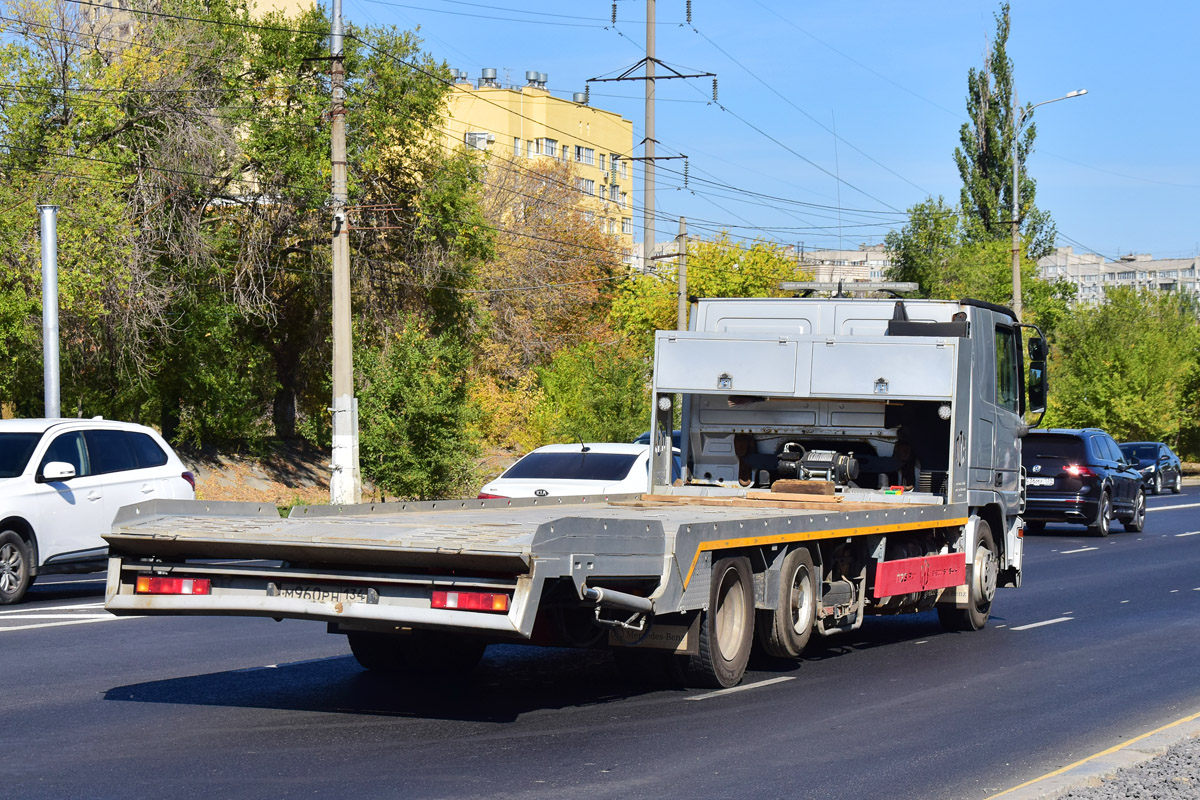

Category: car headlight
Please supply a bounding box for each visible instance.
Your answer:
[1139,466,1153,476]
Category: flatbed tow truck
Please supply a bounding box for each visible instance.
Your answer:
[105,291,1047,688]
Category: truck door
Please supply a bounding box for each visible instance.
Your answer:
[990,322,1023,513]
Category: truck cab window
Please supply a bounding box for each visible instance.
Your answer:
[994,327,1020,413]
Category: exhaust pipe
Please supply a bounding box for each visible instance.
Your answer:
[581,586,654,615]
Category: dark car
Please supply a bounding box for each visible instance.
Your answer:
[1022,428,1145,536]
[1118,441,1183,496]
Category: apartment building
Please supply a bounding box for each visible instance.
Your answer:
[792,243,893,283]
[1038,247,1200,303]
[442,69,636,254]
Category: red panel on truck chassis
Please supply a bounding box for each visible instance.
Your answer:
[873,552,967,598]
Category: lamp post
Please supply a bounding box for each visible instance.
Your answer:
[1011,88,1086,321]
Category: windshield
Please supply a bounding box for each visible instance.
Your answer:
[502,452,640,482]
[0,432,43,478]
[1023,435,1086,464]
[1119,444,1158,461]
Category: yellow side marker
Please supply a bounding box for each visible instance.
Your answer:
[985,709,1200,799]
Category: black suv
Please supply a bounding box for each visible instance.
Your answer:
[1022,429,1145,536]
[1118,441,1183,496]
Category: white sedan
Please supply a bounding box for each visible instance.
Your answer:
[477,443,679,500]
[0,418,195,604]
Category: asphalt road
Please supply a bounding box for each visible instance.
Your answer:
[2,489,1198,800]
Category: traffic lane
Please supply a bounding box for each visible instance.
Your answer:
[5,511,1197,799]
[7,529,1197,800]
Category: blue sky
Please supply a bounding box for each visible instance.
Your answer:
[342,0,1199,260]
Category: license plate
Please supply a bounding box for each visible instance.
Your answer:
[277,584,370,604]
[1027,476,1054,486]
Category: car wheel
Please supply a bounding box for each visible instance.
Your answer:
[755,546,816,659]
[1087,491,1111,537]
[0,531,33,605]
[938,520,996,632]
[1171,472,1182,495]
[1122,490,1146,533]
[1152,472,1162,495]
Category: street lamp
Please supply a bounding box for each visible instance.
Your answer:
[1011,88,1087,321]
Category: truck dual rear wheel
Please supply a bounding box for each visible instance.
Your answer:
[756,547,816,659]
[348,630,486,677]
[686,556,754,688]
[937,521,996,632]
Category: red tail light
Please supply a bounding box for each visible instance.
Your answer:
[135,576,211,595]
[1064,464,1095,477]
[477,492,508,499]
[431,590,510,613]
[182,471,196,490]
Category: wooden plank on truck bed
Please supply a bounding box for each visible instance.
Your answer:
[745,490,843,504]
[768,479,836,496]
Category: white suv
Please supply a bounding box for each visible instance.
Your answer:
[0,418,195,604]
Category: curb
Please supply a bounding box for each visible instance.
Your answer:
[987,712,1200,799]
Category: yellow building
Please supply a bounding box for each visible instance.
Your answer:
[442,69,636,254]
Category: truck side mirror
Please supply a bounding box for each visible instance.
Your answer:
[1028,337,1046,361]
[1028,361,1047,415]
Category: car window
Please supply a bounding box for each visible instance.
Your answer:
[83,429,139,475]
[1023,435,1085,464]
[1121,443,1158,461]
[1099,436,1122,462]
[0,432,43,478]
[40,431,90,477]
[127,432,168,468]
[503,452,640,481]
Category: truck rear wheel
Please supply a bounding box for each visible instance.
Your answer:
[685,556,754,688]
[937,521,996,632]
[755,547,815,659]
[348,630,486,676]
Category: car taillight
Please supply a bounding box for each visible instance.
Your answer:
[135,576,211,595]
[1065,464,1095,477]
[477,492,508,499]
[182,471,196,490]
[431,590,510,613]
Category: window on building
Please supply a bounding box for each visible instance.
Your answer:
[608,219,616,234]
[619,191,628,208]
[596,183,604,198]
[577,178,595,195]
[609,185,619,202]
[543,138,557,158]
[622,218,633,235]
[464,132,490,151]
[513,137,521,157]
[620,159,628,179]
[598,153,606,171]
[561,144,570,161]
[575,146,595,165]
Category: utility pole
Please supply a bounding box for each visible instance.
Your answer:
[644,0,655,272]
[329,0,361,504]
[588,2,711,273]
[38,205,60,419]
[676,216,687,331]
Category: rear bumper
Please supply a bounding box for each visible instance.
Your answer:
[1023,493,1098,523]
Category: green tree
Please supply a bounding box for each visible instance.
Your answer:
[356,320,478,500]
[1044,288,1200,447]
[610,232,808,357]
[884,197,962,297]
[533,342,649,444]
[954,2,1055,260]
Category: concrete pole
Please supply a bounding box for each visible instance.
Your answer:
[39,205,60,419]
[642,0,655,271]
[1011,89,1023,322]
[329,0,361,504]
[676,216,688,331]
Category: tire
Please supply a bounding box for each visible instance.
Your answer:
[0,531,33,606]
[1152,472,1162,495]
[1171,472,1182,495]
[755,547,816,659]
[348,630,486,676]
[1122,489,1146,533]
[1087,491,1111,537]
[937,520,996,632]
[1023,520,1045,535]
[684,556,754,688]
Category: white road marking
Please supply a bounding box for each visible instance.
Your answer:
[1175,531,1200,537]
[1148,502,1200,512]
[1121,600,1130,604]
[1061,547,1099,554]
[0,615,143,633]
[0,602,104,615]
[686,676,795,700]
[1011,617,1073,631]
